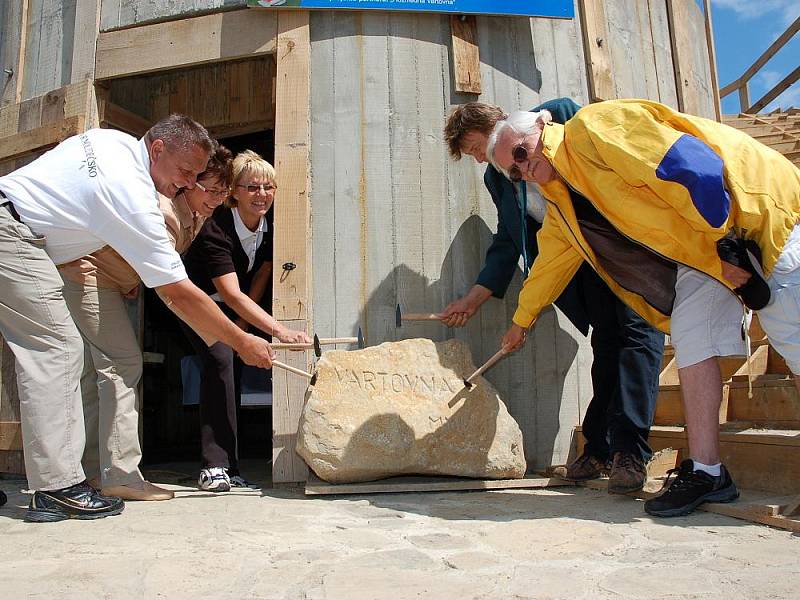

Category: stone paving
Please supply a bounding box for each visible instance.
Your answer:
[1,468,798,599]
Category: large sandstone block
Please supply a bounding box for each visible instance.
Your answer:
[297,338,526,483]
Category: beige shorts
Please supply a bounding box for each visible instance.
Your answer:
[670,266,747,369]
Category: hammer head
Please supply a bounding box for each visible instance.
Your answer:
[357,327,365,349]
[395,303,402,328]
[312,334,322,357]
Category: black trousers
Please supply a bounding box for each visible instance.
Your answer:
[181,323,242,474]
[579,268,664,461]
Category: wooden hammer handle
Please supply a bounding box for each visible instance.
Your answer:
[403,313,443,321]
[317,337,359,344]
[272,359,313,379]
[465,348,508,385]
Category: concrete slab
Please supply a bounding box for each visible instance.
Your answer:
[1,463,799,599]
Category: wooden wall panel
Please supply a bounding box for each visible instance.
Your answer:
[0,0,29,107]
[100,0,248,32]
[21,0,77,100]
[309,11,595,471]
[667,0,716,118]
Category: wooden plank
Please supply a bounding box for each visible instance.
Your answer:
[667,0,714,118]
[0,421,23,452]
[272,9,310,323]
[70,0,101,83]
[305,473,574,496]
[749,66,800,114]
[0,0,29,106]
[577,0,614,101]
[449,15,481,94]
[100,0,248,32]
[0,115,85,161]
[22,0,75,100]
[95,9,278,80]
[702,0,721,120]
[647,0,679,108]
[271,334,310,484]
[272,9,311,483]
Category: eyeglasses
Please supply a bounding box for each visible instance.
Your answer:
[195,181,230,198]
[237,183,277,194]
[508,145,529,183]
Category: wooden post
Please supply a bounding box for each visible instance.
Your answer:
[577,0,614,102]
[702,0,721,121]
[272,9,311,484]
[449,15,481,95]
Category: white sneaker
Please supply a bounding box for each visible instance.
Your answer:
[198,467,230,492]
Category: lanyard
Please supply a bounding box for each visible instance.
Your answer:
[517,181,530,277]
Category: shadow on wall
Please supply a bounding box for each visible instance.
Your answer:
[350,214,579,470]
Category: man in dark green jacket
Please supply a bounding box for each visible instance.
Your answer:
[442,98,664,493]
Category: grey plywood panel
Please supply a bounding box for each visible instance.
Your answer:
[1,0,26,106]
[685,0,715,119]
[22,0,77,100]
[100,0,247,32]
[310,10,337,342]
[647,0,679,108]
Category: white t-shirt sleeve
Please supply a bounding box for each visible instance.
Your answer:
[95,209,187,287]
[89,174,187,288]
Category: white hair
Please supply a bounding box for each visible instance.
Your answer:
[486,109,552,178]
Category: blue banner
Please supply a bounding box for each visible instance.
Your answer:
[248,0,574,19]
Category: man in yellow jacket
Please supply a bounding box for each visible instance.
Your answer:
[487,99,800,517]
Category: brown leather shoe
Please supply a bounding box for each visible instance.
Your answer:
[608,451,647,494]
[552,452,607,481]
[101,482,174,501]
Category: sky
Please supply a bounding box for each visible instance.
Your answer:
[709,0,799,113]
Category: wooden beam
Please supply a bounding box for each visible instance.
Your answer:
[305,474,574,496]
[719,16,800,97]
[449,15,481,95]
[577,0,614,102]
[748,65,800,113]
[98,99,151,137]
[71,0,102,83]
[0,421,22,451]
[272,10,311,484]
[95,9,279,81]
[0,115,85,161]
[667,0,694,114]
[702,0,721,121]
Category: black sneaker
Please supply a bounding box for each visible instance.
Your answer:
[0,490,6,507]
[644,459,739,517]
[25,482,125,523]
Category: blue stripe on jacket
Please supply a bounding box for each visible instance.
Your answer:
[655,134,731,228]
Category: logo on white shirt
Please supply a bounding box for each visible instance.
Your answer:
[79,134,98,178]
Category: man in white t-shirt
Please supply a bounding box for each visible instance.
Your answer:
[0,114,274,522]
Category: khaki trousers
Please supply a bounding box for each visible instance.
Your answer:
[0,207,86,491]
[61,279,145,488]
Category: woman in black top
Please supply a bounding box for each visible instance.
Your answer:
[183,150,311,492]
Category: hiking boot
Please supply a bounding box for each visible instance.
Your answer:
[552,452,607,481]
[25,482,124,523]
[198,467,230,492]
[608,451,647,494]
[644,460,739,517]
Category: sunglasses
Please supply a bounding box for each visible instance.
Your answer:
[507,145,530,182]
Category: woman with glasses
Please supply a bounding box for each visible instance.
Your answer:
[183,150,311,492]
[56,143,234,502]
